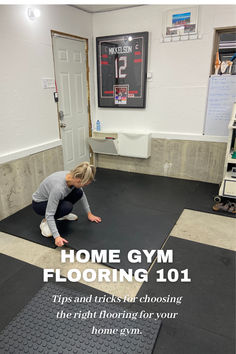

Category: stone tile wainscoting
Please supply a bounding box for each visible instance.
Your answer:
[97,138,226,184]
[0,146,64,221]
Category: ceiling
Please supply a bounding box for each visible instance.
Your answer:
[71,5,144,14]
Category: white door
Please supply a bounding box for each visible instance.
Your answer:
[52,35,90,170]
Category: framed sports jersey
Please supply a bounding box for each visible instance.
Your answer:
[96,32,149,108]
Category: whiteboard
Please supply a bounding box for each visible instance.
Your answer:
[204,75,236,136]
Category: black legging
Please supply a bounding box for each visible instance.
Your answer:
[32,188,83,219]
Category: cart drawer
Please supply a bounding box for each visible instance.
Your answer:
[223,179,236,198]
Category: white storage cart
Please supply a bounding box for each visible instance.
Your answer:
[215,102,236,201]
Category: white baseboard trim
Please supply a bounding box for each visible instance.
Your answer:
[0,139,62,164]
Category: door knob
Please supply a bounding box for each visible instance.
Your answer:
[59,111,64,121]
[60,122,67,128]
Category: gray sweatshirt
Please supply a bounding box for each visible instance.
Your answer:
[32,171,90,238]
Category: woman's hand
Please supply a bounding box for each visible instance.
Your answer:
[88,212,102,223]
[55,236,68,247]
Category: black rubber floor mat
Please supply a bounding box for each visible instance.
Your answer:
[0,207,56,248]
[0,254,44,331]
[152,318,234,354]
[86,168,199,214]
[86,169,234,218]
[0,254,127,332]
[0,282,161,354]
[60,204,179,271]
[184,181,235,218]
[0,168,232,252]
[137,237,235,339]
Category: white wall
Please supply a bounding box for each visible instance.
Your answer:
[92,5,236,141]
[0,5,93,162]
[1,5,235,164]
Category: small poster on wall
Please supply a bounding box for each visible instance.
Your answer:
[163,6,198,40]
[96,31,148,108]
[114,86,128,105]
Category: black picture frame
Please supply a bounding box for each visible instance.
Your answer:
[96,31,149,108]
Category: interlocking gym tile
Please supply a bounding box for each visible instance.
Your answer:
[0,282,161,354]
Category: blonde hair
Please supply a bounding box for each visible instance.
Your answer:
[70,162,96,185]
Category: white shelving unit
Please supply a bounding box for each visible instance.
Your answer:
[88,132,119,156]
[88,131,151,159]
[218,102,236,199]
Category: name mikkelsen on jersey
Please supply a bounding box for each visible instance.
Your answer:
[108,46,133,55]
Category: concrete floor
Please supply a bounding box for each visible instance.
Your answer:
[0,208,234,299]
[170,209,236,251]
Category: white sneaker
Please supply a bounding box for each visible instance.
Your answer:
[57,213,78,221]
[40,219,53,237]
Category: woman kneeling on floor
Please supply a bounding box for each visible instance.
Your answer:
[32,162,101,247]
